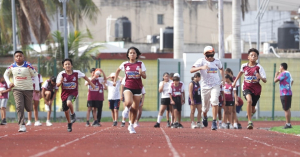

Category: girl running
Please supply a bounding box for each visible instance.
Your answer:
[113,47,146,134]
[154,72,172,128]
[188,73,202,129]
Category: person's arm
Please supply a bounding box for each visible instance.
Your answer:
[189,83,194,105]
[169,94,175,105]
[83,76,95,89]
[99,68,107,81]
[102,80,107,90]
[120,84,124,100]
[190,65,209,73]
[113,68,122,86]
[118,76,123,81]
[219,68,225,85]
[274,72,280,83]
[41,88,46,100]
[51,89,58,101]
[234,89,238,106]
[158,82,164,93]
[233,72,243,87]
[33,75,40,93]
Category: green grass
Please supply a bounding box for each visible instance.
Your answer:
[270,125,300,135]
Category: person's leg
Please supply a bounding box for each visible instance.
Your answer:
[218,105,222,122]
[245,94,253,122]
[169,105,175,123]
[23,90,34,125]
[65,110,71,123]
[157,105,167,123]
[166,105,170,122]
[114,109,118,121]
[232,104,237,124]
[123,91,134,124]
[130,96,141,125]
[1,107,5,120]
[47,104,52,121]
[211,86,221,121]
[137,106,142,122]
[97,101,103,123]
[67,100,75,115]
[190,105,196,122]
[223,106,228,124]
[173,109,179,123]
[228,106,233,126]
[33,100,39,122]
[87,107,92,121]
[285,109,291,124]
[196,104,202,122]
[201,88,211,120]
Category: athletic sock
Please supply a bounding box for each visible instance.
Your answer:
[122,121,125,123]
[287,123,291,126]
[170,116,173,123]
[248,121,252,123]
[219,120,222,124]
[157,116,163,123]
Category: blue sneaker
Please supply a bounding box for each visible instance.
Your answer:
[202,118,208,127]
[211,120,217,130]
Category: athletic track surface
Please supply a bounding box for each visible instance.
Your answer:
[1,121,300,157]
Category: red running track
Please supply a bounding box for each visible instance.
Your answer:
[0,121,300,157]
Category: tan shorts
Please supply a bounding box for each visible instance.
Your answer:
[201,85,220,113]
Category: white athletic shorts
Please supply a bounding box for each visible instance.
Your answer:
[201,85,220,113]
[0,99,8,108]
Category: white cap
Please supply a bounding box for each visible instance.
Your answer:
[174,73,180,77]
[203,46,215,54]
[109,73,116,77]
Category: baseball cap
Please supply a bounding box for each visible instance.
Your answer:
[174,73,180,77]
[109,73,116,77]
[203,46,215,54]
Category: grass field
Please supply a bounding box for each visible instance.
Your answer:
[270,125,300,135]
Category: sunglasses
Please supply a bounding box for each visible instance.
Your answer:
[205,54,214,58]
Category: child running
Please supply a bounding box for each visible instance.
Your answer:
[106,73,122,126]
[188,73,202,129]
[120,77,129,127]
[85,68,106,127]
[169,76,185,128]
[154,72,172,128]
[0,74,11,125]
[41,76,58,126]
[113,47,146,134]
[56,58,95,132]
[134,86,146,127]
[4,51,39,132]
[233,48,267,129]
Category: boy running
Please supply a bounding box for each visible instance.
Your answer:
[41,76,58,126]
[274,63,293,129]
[57,58,95,132]
[0,74,11,125]
[190,46,225,130]
[233,48,267,129]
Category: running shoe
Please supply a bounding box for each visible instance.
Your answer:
[237,123,242,129]
[247,122,253,129]
[128,125,136,134]
[113,121,117,126]
[121,122,125,127]
[86,121,90,127]
[191,122,197,129]
[170,123,175,128]
[219,123,227,129]
[166,121,170,127]
[211,120,217,130]
[229,124,234,129]
[34,121,42,126]
[202,118,208,127]
[226,123,230,129]
[71,113,76,123]
[197,122,204,128]
[67,123,72,132]
[283,124,292,129]
[46,120,52,126]
[133,122,139,128]
[233,123,238,129]
[1,118,7,125]
[92,120,100,127]
[178,123,184,128]
[26,121,32,126]
[154,122,160,128]
[173,122,179,128]
[18,125,26,132]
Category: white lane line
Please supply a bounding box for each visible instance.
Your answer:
[219,130,300,156]
[0,126,61,139]
[160,128,180,157]
[30,127,112,157]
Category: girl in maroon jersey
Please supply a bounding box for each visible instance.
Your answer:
[113,47,146,134]
[188,73,202,129]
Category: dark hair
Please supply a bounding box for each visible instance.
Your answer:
[191,72,201,80]
[225,74,233,82]
[173,76,180,81]
[126,47,141,60]
[248,48,259,56]
[281,63,287,70]
[225,68,233,75]
[14,50,23,56]
[162,72,169,81]
[62,58,73,65]
[0,74,3,78]
[169,73,174,78]
[90,68,96,73]
[50,76,56,83]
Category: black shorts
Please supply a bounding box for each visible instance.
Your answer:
[225,101,234,106]
[87,100,102,108]
[109,99,120,110]
[280,95,292,111]
[161,98,170,105]
[243,89,260,106]
[124,87,141,96]
[50,91,55,99]
[172,96,182,112]
[62,95,76,112]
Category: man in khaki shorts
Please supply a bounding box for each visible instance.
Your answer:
[190,46,225,130]
[4,51,39,132]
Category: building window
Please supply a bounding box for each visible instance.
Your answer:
[157,14,164,25]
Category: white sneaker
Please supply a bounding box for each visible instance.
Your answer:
[128,125,136,134]
[45,104,50,112]
[46,120,52,126]
[197,122,204,128]
[233,123,238,129]
[18,125,26,132]
[133,122,139,128]
[219,123,227,129]
[26,121,32,126]
[191,122,197,129]
[34,121,42,126]
[229,124,234,129]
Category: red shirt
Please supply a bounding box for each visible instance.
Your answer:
[223,83,236,102]
[0,81,9,99]
[56,70,85,101]
[168,82,184,97]
[87,78,104,101]
[241,63,266,95]
[119,61,146,89]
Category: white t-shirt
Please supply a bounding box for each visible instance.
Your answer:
[159,80,172,98]
[106,80,121,100]
[141,87,146,94]
[192,58,223,89]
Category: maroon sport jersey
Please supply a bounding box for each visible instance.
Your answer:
[223,83,236,102]
[241,63,266,95]
[56,70,85,101]
[87,77,104,101]
[0,81,9,99]
[42,79,58,92]
[119,61,146,89]
[168,82,184,97]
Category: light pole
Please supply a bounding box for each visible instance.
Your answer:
[59,0,69,59]
[11,0,17,52]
